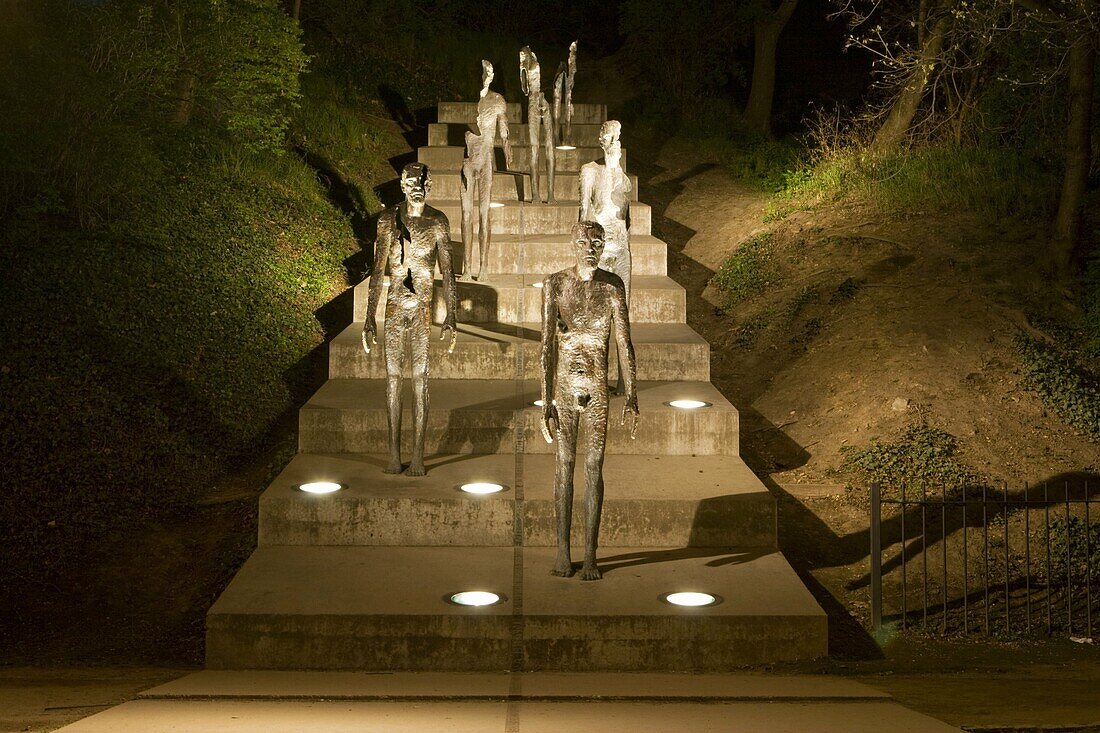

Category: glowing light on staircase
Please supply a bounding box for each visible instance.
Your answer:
[449,591,503,606]
[531,281,544,288]
[667,399,711,409]
[555,145,577,151]
[460,482,505,495]
[663,591,719,607]
[298,481,344,494]
[489,201,505,208]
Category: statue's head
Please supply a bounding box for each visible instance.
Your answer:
[520,46,537,71]
[481,60,494,88]
[400,162,431,204]
[571,221,605,270]
[598,120,621,150]
[569,40,577,59]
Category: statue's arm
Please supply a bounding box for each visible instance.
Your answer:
[497,110,513,169]
[611,282,638,403]
[539,277,559,442]
[362,214,390,351]
[436,218,457,331]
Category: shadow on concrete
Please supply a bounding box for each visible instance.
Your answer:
[597,547,771,577]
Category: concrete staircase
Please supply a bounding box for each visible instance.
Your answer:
[204,98,829,673]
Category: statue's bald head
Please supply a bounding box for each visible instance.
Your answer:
[571,220,605,271]
[481,59,494,87]
[599,120,621,149]
[400,162,430,202]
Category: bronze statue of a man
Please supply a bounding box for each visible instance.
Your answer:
[540,221,639,581]
[520,45,556,203]
[579,120,632,394]
[460,60,512,281]
[362,162,457,476]
[553,41,578,146]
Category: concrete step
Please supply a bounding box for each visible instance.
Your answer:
[449,232,663,276]
[257,453,774,548]
[352,274,682,324]
[204,545,826,671]
[419,144,626,174]
[427,169,639,202]
[438,100,606,125]
[298,380,738,456]
[429,121,607,148]
[52,698,965,732]
[424,199,651,237]
[330,321,708,381]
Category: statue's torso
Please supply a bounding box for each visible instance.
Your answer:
[549,270,623,388]
[581,162,630,234]
[380,204,447,303]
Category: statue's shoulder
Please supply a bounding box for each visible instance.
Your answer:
[482,91,507,110]
[422,205,451,229]
[544,269,572,290]
[595,268,626,293]
[377,205,399,231]
[579,160,600,179]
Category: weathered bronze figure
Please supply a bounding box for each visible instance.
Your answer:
[519,45,556,203]
[460,60,512,281]
[540,221,639,581]
[564,41,577,144]
[579,120,632,394]
[362,162,457,476]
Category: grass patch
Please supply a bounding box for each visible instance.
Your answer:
[1014,334,1100,441]
[841,423,982,497]
[709,232,780,305]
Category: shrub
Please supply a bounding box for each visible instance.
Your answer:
[841,423,982,496]
[1046,516,1100,588]
[1014,335,1100,441]
[709,233,779,305]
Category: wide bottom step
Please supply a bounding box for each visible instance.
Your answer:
[206,545,826,671]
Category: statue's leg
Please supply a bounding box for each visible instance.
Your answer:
[406,303,431,477]
[528,100,541,203]
[543,108,556,203]
[475,157,493,280]
[459,158,475,279]
[579,392,608,580]
[383,300,407,474]
[551,399,580,577]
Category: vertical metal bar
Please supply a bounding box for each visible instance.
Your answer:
[1025,482,1031,635]
[922,484,929,630]
[901,484,907,630]
[942,482,948,634]
[1046,482,1052,635]
[962,485,969,635]
[1067,481,1073,634]
[1086,479,1092,641]
[870,482,882,633]
[984,484,990,636]
[1007,482,1012,629]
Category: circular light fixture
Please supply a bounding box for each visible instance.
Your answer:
[556,145,577,151]
[459,482,506,495]
[667,399,712,410]
[662,591,720,607]
[449,591,504,607]
[489,201,506,209]
[298,481,344,494]
[531,281,545,288]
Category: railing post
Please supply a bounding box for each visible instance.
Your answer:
[871,482,882,633]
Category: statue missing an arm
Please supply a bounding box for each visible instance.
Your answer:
[362,162,457,476]
[520,46,556,203]
[460,60,512,282]
[553,41,578,147]
[540,221,639,581]
[579,120,632,394]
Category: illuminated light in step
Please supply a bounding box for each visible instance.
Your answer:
[459,482,505,495]
[449,591,504,607]
[667,399,712,410]
[297,481,344,494]
[662,591,720,607]
[531,281,545,288]
[489,201,506,209]
[555,145,577,151]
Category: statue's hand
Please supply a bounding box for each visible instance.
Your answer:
[361,322,377,355]
[541,403,558,444]
[621,394,640,440]
[441,321,457,354]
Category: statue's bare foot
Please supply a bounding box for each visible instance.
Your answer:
[383,460,404,474]
[550,561,575,577]
[405,461,427,477]
[579,563,602,581]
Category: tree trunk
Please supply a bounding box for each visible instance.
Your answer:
[1051,35,1095,278]
[743,0,798,134]
[293,0,301,20]
[172,71,197,128]
[871,9,954,152]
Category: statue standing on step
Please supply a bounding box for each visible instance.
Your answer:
[579,120,632,394]
[520,46,556,203]
[461,60,512,281]
[540,221,639,581]
[553,41,578,146]
[362,162,457,477]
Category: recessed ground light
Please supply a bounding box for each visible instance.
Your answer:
[533,399,557,407]
[662,591,720,607]
[298,481,344,494]
[531,281,545,288]
[489,201,505,208]
[459,482,506,495]
[667,399,712,409]
[556,145,577,150]
[449,591,504,607]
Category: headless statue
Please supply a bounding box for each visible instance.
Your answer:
[520,46,556,203]
[460,60,512,281]
[362,163,457,476]
[553,41,578,146]
[540,221,639,581]
[579,121,632,394]
[552,61,566,147]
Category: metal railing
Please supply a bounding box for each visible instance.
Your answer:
[869,480,1096,638]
